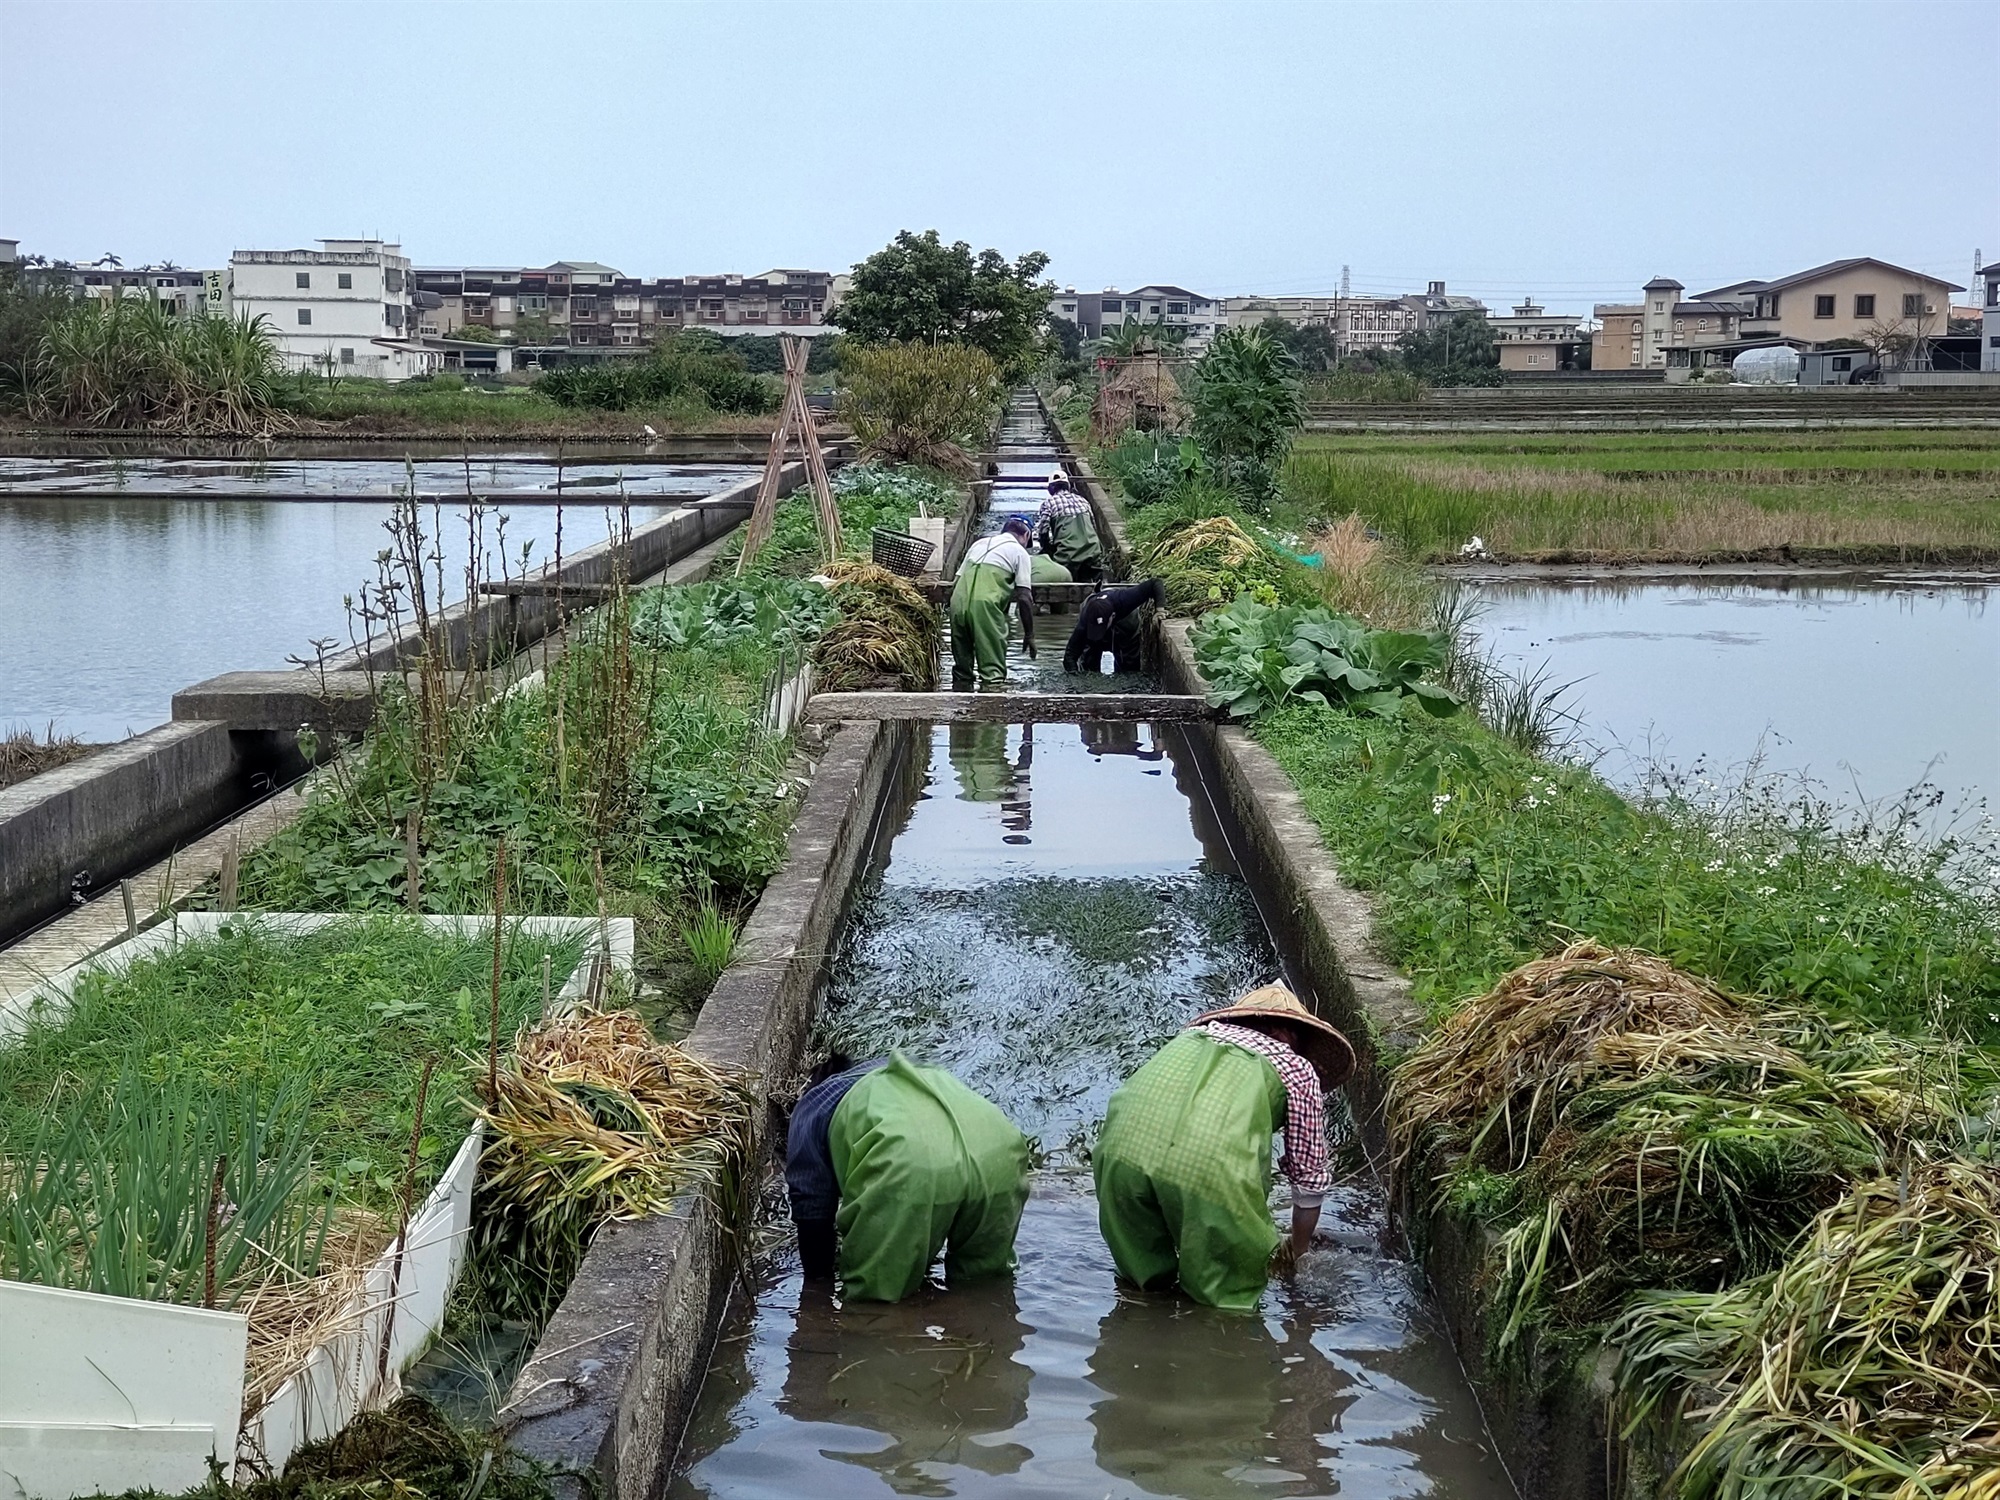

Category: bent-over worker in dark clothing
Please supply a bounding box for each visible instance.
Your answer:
[1064,577,1166,675]
[786,1050,1032,1302]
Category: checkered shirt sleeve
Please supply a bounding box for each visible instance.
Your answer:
[1198,1021,1331,1204]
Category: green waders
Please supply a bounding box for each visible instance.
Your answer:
[829,1051,1031,1303]
[1093,1030,1286,1310]
[1048,511,1103,580]
[948,559,1016,691]
[1030,553,1072,584]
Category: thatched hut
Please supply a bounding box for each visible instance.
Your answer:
[1091,354,1190,441]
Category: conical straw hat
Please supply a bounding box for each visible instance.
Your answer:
[1191,983,1356,1088]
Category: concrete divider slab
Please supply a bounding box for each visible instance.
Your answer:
[503,718,912,1500]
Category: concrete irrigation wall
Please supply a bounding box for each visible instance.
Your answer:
[502,717,914,1500]
[0,466,805,949]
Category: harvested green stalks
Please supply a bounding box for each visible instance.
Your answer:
[1390,941,1963,1342]
[470,1008,754,1321]
[1617,1160,2000,1500]
[811,560,939,691]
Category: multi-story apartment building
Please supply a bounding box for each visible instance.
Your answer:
[229,238,437,380]
[1049,286,1221,351]
[1488,299,1585,372]
[1590,278,1744,370]
[414,264,837,346]
[1219,294,1418,355]
[1399,280,1488,331]
[16,256,220,317]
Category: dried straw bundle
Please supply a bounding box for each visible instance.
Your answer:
[1618,1160,2000,1500]
[811,560,939,692]
[1391,942,1958,1342]
[1389,940,1755,1176]
[471,1009,754,1320]
[239,1213,392,1418]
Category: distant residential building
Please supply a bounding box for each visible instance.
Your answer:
[1049,285,1221,350]
[1490,298,1587,371]
[1219,294,1418,354]
[17,255,218,316]
[1981,260,2000,372]
[230,238,439,381]
[1589,278,1744,370]
[414,263,837,346]
[1695,258,1962,359]
[1590,304,1644,369]
[0,238,17,264]
[1399,280,1487,331]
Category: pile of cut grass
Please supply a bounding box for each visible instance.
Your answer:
[811,560,939,691]
[1617,1160,2000,1499]
[1,724,92,789]
[1392,942,1968,1345]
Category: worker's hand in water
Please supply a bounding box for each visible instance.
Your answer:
[1012,587,1037,658]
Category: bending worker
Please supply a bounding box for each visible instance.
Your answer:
[1036,469,1104,586]
[787,1050,1031,1303]
[950,517,1037,690]
[1065,577,1166,675]
[1094,984,1355,1310]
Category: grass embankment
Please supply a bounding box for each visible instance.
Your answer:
[1075,392,2000,1493]
[1284,430,2000,563]
[277,379,780,441]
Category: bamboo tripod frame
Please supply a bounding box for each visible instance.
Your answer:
[736,335,842,574]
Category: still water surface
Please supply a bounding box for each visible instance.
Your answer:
[0,454,753,500]
[1470,573,1998,820]
[0,485,739,740]
[669,726,1509,1499]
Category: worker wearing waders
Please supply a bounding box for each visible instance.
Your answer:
[1036,470,1104,586]
[1064,577,1166,675]
[949,518,1037,690]
[1094,985,1355,1310]
[786,1050,1032,1303]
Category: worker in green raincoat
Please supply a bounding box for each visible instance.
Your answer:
[1036,470,1104,586]
[1094,985,1355,1310]
[787,1050,1031,1303]
[949,517,1038,690]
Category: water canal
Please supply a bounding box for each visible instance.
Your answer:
[0,465,750,741]
[1467,571,1999,822]
[666,724,1511,1500]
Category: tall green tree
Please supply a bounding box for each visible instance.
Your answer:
[1395,310,1502,386]
[830,230,1054,371]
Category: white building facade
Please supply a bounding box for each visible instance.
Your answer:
[1984,259,2000,373]
[228,239,439,381]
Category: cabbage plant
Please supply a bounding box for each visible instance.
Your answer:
[1191,594,1461,720]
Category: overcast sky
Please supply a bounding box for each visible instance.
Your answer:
[2,0,1993,312]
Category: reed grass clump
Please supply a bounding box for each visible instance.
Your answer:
[0,723,92,789]
[469,1008,754,1321]
[28,297,287,434]
[1617,1160,2000,1499]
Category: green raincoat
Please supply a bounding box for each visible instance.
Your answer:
[1045,510,1103,578]
[949,557,1017,690]
[1031,553,1072,584]
[829,1051,1031,1303]
[1093,1030,1286,1310]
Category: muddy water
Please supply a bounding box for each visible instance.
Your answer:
[0,496,689,740]
[1469,572,1999,819]
[668,726,1511,1499]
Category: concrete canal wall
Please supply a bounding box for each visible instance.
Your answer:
[0,464,803,948]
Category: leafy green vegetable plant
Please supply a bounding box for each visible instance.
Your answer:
[1191,595,1461,719]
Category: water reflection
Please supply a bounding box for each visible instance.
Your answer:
[782,1281,1035,1490]
[0,494,697,740]
[1470,573,1999,821]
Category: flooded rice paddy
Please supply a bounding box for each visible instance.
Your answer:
[668,725,1511,1499]
[0,473,744,741]
[0,453,754,501]
[1468,571,1998,821]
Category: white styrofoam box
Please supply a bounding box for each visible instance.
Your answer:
[907,516,947,575]
[0,1283,249,1498]
[0,912,635,1492]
